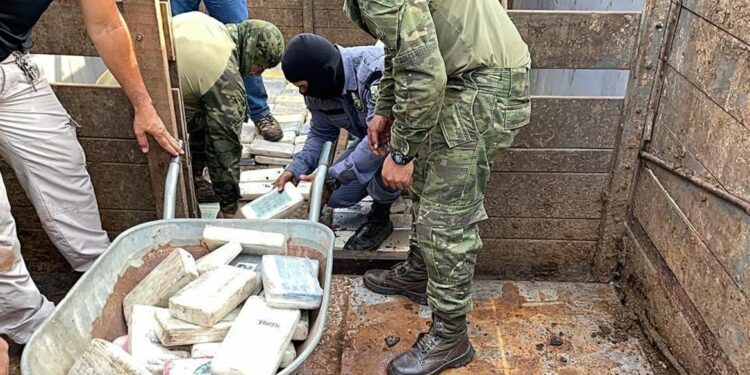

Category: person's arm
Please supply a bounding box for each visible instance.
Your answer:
[286,109,340,179]
[366,0,447,158]
[79,0,182,156]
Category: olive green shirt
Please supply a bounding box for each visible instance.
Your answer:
[171,12,236,117]
[345,0,530,157]
[96,12,235,117]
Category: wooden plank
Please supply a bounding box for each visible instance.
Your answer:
[315,27,374,47]
[633,168,750,372]
[32,0,97,56]
[123,0,187,218]
[476,239,594,280]
[159,1,176,62]
[622,225,736,375]
[11,206,156,233]
[492,149,613,173]
[278,26,305,43]
[78,139,148,164]
[248,0,302,9]
[2,162,154,211]
[669,9,750,127]
[513,97,622,149]
[682,0,750,46]
[251,8,303,27]
[479,218,600,241]
[647,163,750,299]
[52,84,135,139]
[484,172,607,219]
[302,0,314,33]
[18,228,71,273]
[516,10,641,69]
[593,0,678,279]
[88,163,157,211]
[650,67,750,201]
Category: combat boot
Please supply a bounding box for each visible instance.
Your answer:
[344,202,393,251]
[363,258,428,305]
[255,114,284,141]
[388,315,474,375]
[193,175,217,203]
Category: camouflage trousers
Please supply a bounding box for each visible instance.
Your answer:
[187,60,248,213]
[405,66,531,320]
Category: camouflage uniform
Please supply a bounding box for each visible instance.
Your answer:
[98,12,284,214]
[177,12,284,213]
[344,0,531,320]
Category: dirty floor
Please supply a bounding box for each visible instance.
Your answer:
[299,276,659,375]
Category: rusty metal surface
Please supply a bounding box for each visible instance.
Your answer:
[301,276,658,374]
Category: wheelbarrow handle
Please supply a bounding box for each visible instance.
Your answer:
[163,140,185,220]
[308,141,334,222]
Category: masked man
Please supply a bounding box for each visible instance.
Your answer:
[274,33,400,250]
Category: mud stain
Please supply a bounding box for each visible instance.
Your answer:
[90,243,209,341]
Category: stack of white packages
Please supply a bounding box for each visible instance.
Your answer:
[239,182,304,220]
[261,255,323,309]
[67,225,319,375]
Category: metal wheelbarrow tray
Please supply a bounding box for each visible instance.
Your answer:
[21,141,337,375]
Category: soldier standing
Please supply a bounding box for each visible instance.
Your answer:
[343,0,532,373]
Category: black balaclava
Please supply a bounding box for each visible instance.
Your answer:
[281,33,345,99]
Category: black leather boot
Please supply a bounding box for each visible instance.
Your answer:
[343,201,393,251]
[364,259,428,305]
[388,315,474,375]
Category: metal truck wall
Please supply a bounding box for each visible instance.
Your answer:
[622,0,750,373]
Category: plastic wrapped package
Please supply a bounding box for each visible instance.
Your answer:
[261,255,323,309]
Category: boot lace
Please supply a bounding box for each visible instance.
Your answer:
[256,115,275,131]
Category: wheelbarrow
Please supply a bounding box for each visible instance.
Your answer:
[21,141,336,374]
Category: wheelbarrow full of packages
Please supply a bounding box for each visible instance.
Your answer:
[21,142,337,374]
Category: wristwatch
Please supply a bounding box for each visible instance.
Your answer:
[324,176,341,190]
[391,150,413,165]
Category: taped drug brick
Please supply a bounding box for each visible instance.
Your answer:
[169,266,260,327]
[122,249,198,324]
[239,182,303,220]
[202,225,287,255]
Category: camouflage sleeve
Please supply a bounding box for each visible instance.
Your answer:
[373,51,395,119]
[365,0,447,158]
[200,67,248,213]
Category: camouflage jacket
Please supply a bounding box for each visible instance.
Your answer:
[343,0,530,158]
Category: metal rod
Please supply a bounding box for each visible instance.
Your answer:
[640,151,750,215]
[163,140,185,220]
[308,141,334,222]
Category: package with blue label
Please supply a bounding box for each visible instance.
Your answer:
[261,255,323,309]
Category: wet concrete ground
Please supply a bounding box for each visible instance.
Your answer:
[300,276,659,375]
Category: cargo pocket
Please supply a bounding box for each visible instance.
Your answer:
[500,101,531,131]
[439,104,475,148]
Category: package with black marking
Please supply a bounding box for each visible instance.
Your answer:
[261,255,323,309]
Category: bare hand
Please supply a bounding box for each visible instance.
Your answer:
[217,210,238,219]
[274,171,295,191]
[133,105,183,156]
[368,115,393,156]
[382,155,414,190]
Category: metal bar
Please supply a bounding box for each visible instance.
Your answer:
[640,151,750,215]
[308,141,334,222]
[163,140,185,220]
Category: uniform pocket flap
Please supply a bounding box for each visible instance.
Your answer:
[440,104,475,148]
[501,102,531,130]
